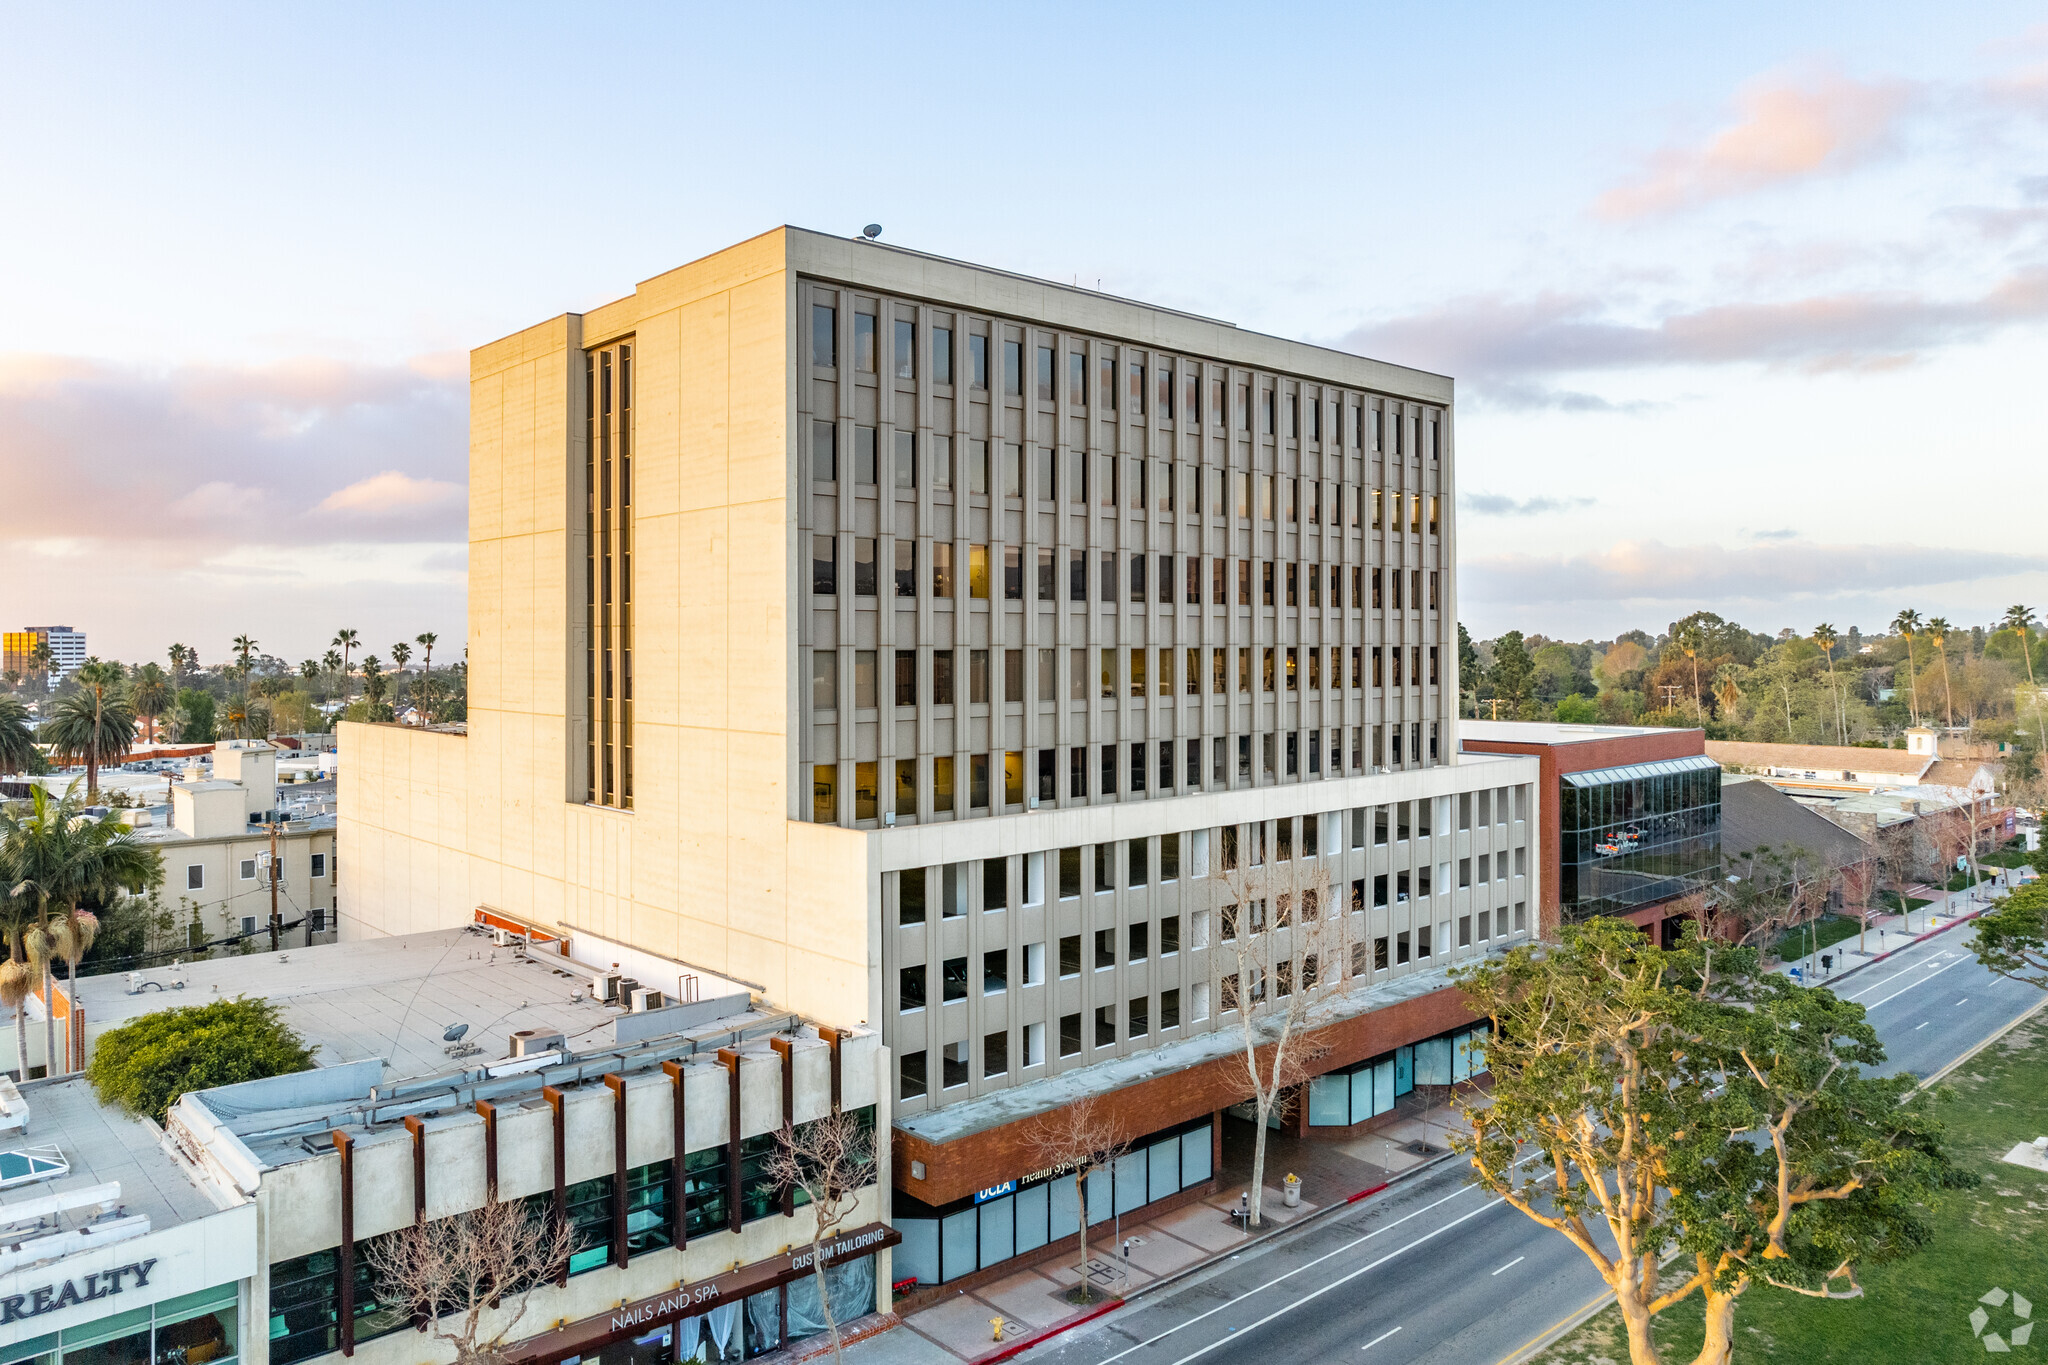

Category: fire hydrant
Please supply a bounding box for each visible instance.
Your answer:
[991,1318,1005,1342]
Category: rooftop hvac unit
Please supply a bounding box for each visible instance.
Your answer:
[509,1029,567,1057]
[616,977,640,1002]
[629,987,666,1013]
[590,972,622,1004]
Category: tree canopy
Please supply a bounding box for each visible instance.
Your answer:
[1454,917,1964,1365]
[88,996,314,1122]
[1970,881,2048,990]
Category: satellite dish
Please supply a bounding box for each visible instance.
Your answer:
[861,224,882,240]
[442,1023,469,1042]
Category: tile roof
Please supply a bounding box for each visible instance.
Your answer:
[1705,741,1932,779]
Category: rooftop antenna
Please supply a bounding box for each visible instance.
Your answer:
[442,1023,470,1043]
[860,223,882,241]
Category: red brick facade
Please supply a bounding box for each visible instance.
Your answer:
[893,981,1480,1207]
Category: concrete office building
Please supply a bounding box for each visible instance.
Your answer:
[2,627,86,690]
[342,228,1539,1296]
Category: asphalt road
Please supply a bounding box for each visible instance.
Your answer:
[1023,925,2045,1365]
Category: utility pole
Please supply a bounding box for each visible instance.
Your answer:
[267,818,282,951]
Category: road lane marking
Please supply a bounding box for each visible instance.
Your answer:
[1916,1021,1930,1030]
[1361,1327,1402,1352]
[1957,997,1969,1006]
[1491,1256,1524,1276]
[1490,1288,1622,1365]
[1841,949,1961,1002]
[1090,1164,1544,1365]
[1163,1198,1511,1365]
[1861,956,1972,1009]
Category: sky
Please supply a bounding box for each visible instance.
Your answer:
[3,2,2046,665]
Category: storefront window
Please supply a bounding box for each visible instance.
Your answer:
[26,1285,242,1365]
[268,1240,408,1365]
[738,1134,782,1223]
[682,1145,730,1238]
[1306,1025,1491,1127]
[625,1162,675,1255]
[1559,756,1722,921]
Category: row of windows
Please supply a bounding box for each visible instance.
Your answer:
[897,904,1525,1100]
[183,852,328,891]
[809,302,1442,457]
[813,644,1439,712]
[812,725,1445,822]
[812,427,1437,530]
[811,541,1438,611]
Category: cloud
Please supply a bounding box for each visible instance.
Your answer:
[1465,493,1595,516]
[320,470,464,515]
[1335,267,2048,389]
[1464,539,2048,610]
[1750,528,1800,541]
[1597,68,1918,219]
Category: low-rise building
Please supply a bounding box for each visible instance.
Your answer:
[1461,721,1721,944]
[149,921,890,1365]
[0,1077,256,1365]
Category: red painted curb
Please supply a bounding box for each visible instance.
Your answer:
[1345,1181,1391,1204]
[975,1299,1125,1364]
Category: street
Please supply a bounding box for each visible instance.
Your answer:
[1021,925,2044,1365]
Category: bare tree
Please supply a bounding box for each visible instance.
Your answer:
[1215,862,1346,1227]
[763,1109,877,1362]
[1715,843,1838,960]
[363,1198,576,1365]
[1024,1097,1130,1304]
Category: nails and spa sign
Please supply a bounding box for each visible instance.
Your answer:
[1,1260,158,1324]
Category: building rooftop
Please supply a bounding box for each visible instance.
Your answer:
[1720,775,1873,866]
[1462,720,1699,745]
[0,1077,228,1273]
[1705,740,1932,780]
[75,925,754,1085]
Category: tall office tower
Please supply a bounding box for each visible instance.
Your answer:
[343,228,1539,1290]
[3,625,86,688]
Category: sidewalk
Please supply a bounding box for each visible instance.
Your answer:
[879,1092,1475,1363]
[1775,868,2022,988]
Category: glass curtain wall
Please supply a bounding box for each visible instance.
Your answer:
[1559,755,1722,921]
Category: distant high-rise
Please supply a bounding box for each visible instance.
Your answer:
[3,625,86,689]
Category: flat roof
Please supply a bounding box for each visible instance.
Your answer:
[0,1078,225,1240]
[1462,720,1698,745]
[76,926,752,1085]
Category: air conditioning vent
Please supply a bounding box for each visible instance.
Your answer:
[509,1029,567,1057]
[628,988,665,1013]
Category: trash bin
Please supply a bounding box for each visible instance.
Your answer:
[1283,1174,1302,1208]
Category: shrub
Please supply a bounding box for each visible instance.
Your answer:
[87,997,313,1122]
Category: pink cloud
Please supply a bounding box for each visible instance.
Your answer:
[320,470,464,514]
[1597,68,1918,219]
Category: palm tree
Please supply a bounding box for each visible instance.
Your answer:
[1813,623,1845,745]
[332,629,360,700]
[1673,622,1705,724]
[0,696,37,775]
[232,634,258,674]
[3,669,20,693]
[130,663,173,745]
[1712,672,1741,718]
[1925,617,1956,729]
[390,641,411,672]
[28,640,51,692]
[167,643,191,692]
[299,659,320,685]
[1892,610,1922,726]
[0,785,159,1073]
[415,632,438,676]
[38,664,135,800]
[2003,605,2045,765]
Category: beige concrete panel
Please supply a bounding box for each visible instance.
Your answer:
[724,499,788,738]
[261,1152,342,1262]
[676,293,733,516]
[561,1084,614,1186]
[681,1060,728,1153]
[349,1129,416,1240]
[470,369,506,545]
[675,510,732,728]
[735,1045,781,1139]
[500,365,540,541]
[492,1102,555,1201]
[629,228,791,324]
[422,1112,490,1220]
[840,1031,881,1110]
[623,1071,674,1167]
[471,315,575,383]
[789,1036,831,1125]
[724,271,790,506]
[630,306,682,523]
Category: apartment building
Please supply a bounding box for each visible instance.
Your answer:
[342,227,1539,1297]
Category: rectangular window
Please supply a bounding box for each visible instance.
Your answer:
[1128,996,1149,1038]
[186,864,204,890]
[900,964,927,1011]
[969,545,990,599]
[811,535,836,595]
[932,326,953,384]
[970,334,989,389]
[971,754,990,809]
[584,340,635,809]
[811,303,836,368]
[1005,546,1023,600]
[1071,351,1088,406]
[984,945,1008,992]
[900,868,926,924]
[812,650,838,711]
[310,853,327,879]
[894,430,916,489]
[1036,345,1055,401]
[1095,927,1115,969]
[983,1031,1008,1077]
[812,420,836,483]
[1003,339,1022,395]
[1095,1005,1116,1048]
[969,649,989,704]
[854,538,876,596]
[812,764,836,822]
[1060,1013,1081,1057]
[894,650,916,707]
[894,319,915,380]
[1038,547,1056,602]
[943,1041,968,1088]
[932,542,954,597]
[1060,933,1081,977]
[1060,847,1081,898]
[895,540,916,597]
[855,761,877,820]
[853,425,876,485]
[854,312,877,371]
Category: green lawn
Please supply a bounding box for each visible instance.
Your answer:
[1771,915,1865,961]
[1533,1008,2048,1365]
[1877,889,1934,914]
